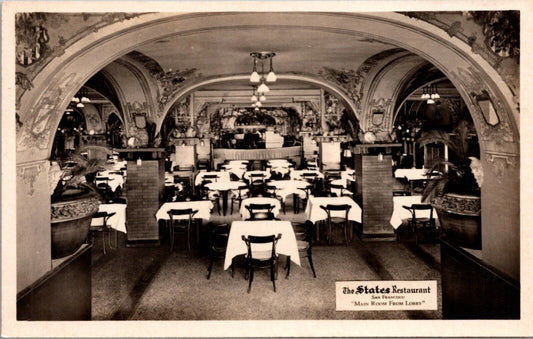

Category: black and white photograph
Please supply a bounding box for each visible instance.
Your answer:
[2,1,532,337]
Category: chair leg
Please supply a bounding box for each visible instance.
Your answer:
[344,222,350,246]
[270,261,276,292]
[187,225,191,252]
[102,231,106,255]
[307,249,317,278]
[247,266,253,293]
[169,224,174,253]
[328,221,332,246]
[285,257,291,279]
[207,257,214,280]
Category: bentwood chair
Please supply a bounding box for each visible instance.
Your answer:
[200,179,221,215]
[245,203,276,220]
[319,204,352,245]
[329,183,353,197]
[265,184,286,214]
[285,221,316,278]
[230,186,249,215]
[90,211,117,255]
[241,234,282,293]
[206,223,232,280]
[167,208,198,252]
[402,204,436,244]
[249,173,266,196]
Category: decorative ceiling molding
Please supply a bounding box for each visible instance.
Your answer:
[400,11,519,96]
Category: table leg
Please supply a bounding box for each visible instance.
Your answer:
[222,190,229,216]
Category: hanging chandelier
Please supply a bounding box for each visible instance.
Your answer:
[420,84,440,104]
[71,87,91,108]
[249,51,277,95]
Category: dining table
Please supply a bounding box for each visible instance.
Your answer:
[239,197,282,220]
[267,180,311,202]
[243,170,271,182]
[91,203,127,233]
[389,195,438,229]
[95,172,124,193]
[305,196,362,240]
[205,181,248,216]
[329,179,354,197]
[221,164,247,180]
[290,169,325,181]
[91,203,127,247]
[223,220,300,270]
[155,200,214,242]
[195,171,231,186]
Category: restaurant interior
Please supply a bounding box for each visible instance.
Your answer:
[10,9,522,332]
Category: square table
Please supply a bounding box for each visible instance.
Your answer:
[91,203,127,233]
[268,180,311,202]
[96,172,124,193]
[305,196,362,240]
[155,200,214,243]
[205,181,248,216]
[243,170,271,181]
[91,203,127,247]
[390,195,438,229]
[240,197,282,220]
[195,171,231,186]
[290,169,325,181]
[224,220,300,270]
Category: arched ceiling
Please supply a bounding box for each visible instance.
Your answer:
[133,25,399,79]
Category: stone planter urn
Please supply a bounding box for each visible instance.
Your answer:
[51,189,101,259]
[431,193,481,250]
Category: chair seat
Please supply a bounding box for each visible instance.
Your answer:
[330,216,347,224]
[247,250,278,261]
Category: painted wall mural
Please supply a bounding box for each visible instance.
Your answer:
[17,72,78,152]
[154,68,199,112]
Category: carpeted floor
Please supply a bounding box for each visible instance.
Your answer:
[91,200,442,320]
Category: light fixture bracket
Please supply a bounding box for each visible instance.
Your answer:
[250,51,276,60]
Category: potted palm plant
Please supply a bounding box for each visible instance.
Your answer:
[49,146,111,259]
[418,120,483,250]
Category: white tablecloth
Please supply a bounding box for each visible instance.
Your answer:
[155,201,213,221]
[224,220,300,270]
[91,204,127,233]
[228,160,249,165]
[305,196,362,223]
[267,159,291,166]
[243,170,271,181]
[290,169,324,181]
[195,171,230,186]
[221,165,247,179]
[394,168,428,181]
[340,169,356,182]
[329,179,354,197]
[96,173,124,192]
[240,197,282,220]
[389,195,437,229]
[268,180,310,201]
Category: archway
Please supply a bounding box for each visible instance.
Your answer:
[14,12,520,291]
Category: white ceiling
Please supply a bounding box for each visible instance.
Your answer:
[134,26,399,79]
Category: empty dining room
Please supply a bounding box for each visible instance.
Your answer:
[3,2,530,338]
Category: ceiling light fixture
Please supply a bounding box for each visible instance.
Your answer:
[420,84,439,104]
[249,52,277,92]
[71,87,91,108]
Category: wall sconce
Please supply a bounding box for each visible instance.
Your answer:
[136,157,142,166]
